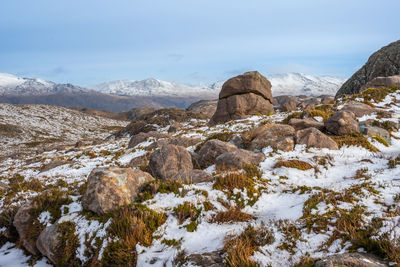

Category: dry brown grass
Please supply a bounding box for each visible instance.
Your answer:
[274,160,313,171]
[212,207,254,223]
[223,225,274,267]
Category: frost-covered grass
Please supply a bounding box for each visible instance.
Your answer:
[1,90,400,266]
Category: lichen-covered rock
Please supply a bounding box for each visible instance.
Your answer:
[13,202,39,255]
[149,144,193,180]
[215,149,265,170]
[209,71,274,124]
[341,101,375,117]
[248,124,296,152]
[295,127,338,150]
[82,167,154,215]
[336,40,400,97]
[288,118,324,131]
[325,111,360,135]
[314,252,387,267]
[360,125,391,144]
[196,139,238,168]
[172,169,214,183]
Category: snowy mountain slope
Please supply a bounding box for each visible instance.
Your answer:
[0,103,128,157]
[268,73,346,96]
[0,73,90,96]
[93,73,345,98]
[93,78,218,98]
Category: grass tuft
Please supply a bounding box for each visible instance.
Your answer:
[274,160,313,171]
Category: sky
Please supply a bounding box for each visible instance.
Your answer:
[0,0,399,86]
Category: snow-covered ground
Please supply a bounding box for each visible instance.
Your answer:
[1,90,400,266]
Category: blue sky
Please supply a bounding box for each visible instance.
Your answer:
[0,0,399,86]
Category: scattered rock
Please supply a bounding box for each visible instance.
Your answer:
[124,106,156,121]
[295,127,338,150]
[128,153,150,168]
[113,120,157,138]
[209,71,274,124]
[39,160,68,173]
[314,252,387,267]
[325,111,360,135]
[170,136,202,147]
[187,100,218,118]
[360,125,391,144]
[248,124,296,152]
[196,139,238,168]
[168,122,183,133]
[36,219,61,265]
[172,169,214,183]
[228,134,246,149]
[188,251,223,267]
[320,95,334,104]
[149,144,193,180]
[13,202,39,255]
[274,95,299,106]
[288,118,324,131]
[280,100,297,112]
[128,131,170,148]
[82,167,154,215]
[341,101,375,117]
[215,149,265,170]
[336,39,400,97]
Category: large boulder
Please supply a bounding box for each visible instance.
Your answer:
[288,118,324,131]
[314,252,387,267]
[196,139,238,168]
[149,144,193,180]
[280,100,297,112]
[209,71,274,124]
[340,101,375,117]
[187,100,218,119]
[215,149,265,170]
[82,167,154,215]
[325,111,360,135]
[247,124,296,152]
[336,40,400,98]
[13,202,40,255]
[360,125,391,144]
[295,127,338,150]
[219,71,273,100]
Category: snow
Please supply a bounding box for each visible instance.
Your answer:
[0,242,52,267]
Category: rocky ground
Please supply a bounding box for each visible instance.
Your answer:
[1,74,400,266]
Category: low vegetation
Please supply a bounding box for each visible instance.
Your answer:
[331,132,379,152]
[274,160,313,171]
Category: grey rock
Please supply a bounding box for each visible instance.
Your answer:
[325,111,360,135]
[296,127,338,150]
[197,139,238,168]
[215,149,265,170]
[314,252,387,267]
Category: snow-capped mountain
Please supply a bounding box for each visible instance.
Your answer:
[93,73,345,98]
[93,78,218,98]
[268,73,346,96]
[0,73,90,96]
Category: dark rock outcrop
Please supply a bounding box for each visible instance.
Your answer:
[336,40,400,97]
[187,100,218,118]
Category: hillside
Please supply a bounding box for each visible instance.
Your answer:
[0,82,399,266]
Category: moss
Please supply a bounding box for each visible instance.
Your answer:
[372,135,389,147]
[332,132,379,152]
[372,120,397,132]
[243,164,263,179]
[136,180,184,202]
[274,160,313,171]
[282,112,304,124]
[161,238,182,247]
[306,108,333,120]
[184,221,199,232]
[55,221,81,266]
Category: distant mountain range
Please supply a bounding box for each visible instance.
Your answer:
[0,72,345,112]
